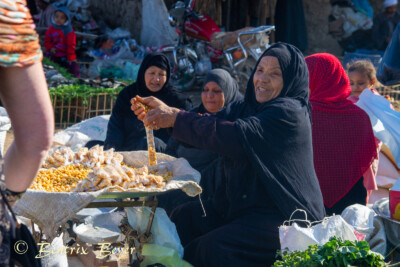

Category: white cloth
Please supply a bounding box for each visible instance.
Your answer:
[383,0,398,8]
[53,115,110,150]
[356,89,400,167]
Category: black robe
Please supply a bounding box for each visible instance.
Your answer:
[160,69,243,213]
[169,43,325,266]
[104,53,192,151]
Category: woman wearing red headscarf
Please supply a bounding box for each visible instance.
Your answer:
[305,53,377,215]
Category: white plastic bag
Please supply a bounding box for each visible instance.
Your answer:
[356,89,400,167]
[0,107,11,157]
[53,115,110,150]
[140,0,178,48]
[126,207,183,258]
[341,204,387,255]
[279,211,357,252]
[40,234,68,267]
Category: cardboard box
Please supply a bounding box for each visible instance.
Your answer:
[390,178,400,221]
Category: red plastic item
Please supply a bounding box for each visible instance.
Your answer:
[184,14,221,42]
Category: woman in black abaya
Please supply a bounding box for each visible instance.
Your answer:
[103,52,192,152]
[160,69,243,214]
[132,43,325,266]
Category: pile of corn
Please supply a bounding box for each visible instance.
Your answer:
[30,164,92,192]
[31,145,175,193]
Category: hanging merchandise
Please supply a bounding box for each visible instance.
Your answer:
[140,0,178,48]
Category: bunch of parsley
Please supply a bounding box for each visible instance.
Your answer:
[274,237,389,267]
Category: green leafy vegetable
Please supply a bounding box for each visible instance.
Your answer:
[274,237,388,267]
[42,57,75,81]
[48,84,123,106]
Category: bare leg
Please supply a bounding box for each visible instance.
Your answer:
[0,62,54,192]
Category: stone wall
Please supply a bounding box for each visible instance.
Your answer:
[303,0,342,55]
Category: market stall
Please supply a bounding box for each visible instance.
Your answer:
[13,148,201,265]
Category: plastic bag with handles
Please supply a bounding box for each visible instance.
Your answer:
[279,210,357,252]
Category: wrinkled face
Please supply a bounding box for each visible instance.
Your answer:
[201,81,225,114]
[386,5,397,16]
[349,70,374,97]
[54,11,67,26]
[144,66,167,92]
[253,56,284,103]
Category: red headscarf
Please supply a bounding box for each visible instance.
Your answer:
[305,53,377,208]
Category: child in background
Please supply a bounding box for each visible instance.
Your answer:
[44,6,79,77]
[347,60,391,102]
[347,60,398,204]
[348,60,379,98]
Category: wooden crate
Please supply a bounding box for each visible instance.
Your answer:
[52,95,87,129]
[52,92,118,129]
[85,92,118,119]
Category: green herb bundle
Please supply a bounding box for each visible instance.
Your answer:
[274,237,388,267]
[49,84,122,106]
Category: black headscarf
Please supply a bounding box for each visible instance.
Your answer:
[114,52,192,116]
[244,43,311,114]
[230,42,325,221]
[196,69,243,114]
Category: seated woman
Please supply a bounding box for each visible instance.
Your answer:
[103,53,192,152]
[305,53,377,216]
[160,68,243,214]
[132,43,325,266]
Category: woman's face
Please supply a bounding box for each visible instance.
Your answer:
[253,56,284,103]
[144,66,168,92]
[349,71,374,98]
[201,81,225,114]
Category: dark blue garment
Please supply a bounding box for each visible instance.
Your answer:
[377,22,400,86]
[159,69,243,212]
[104,53,192,151]
[171,200,283,267]
[169,43,325,266]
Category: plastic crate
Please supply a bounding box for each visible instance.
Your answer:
[376,85,400,111]
[343,51,382,69]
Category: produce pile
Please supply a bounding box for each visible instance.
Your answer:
[274,237,387,267]
[30,145,172,193]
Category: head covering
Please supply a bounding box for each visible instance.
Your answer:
[306,53,377,208]
[230,43,325,221]
[383,0,398,8]
[198,68,243,113]
[244,42,311,115]
[51,6,72,36]
[113,52,191,117]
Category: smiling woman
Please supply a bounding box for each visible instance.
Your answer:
[253,56,284,103]
[131,43,325,266]
[102,53,192,152]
